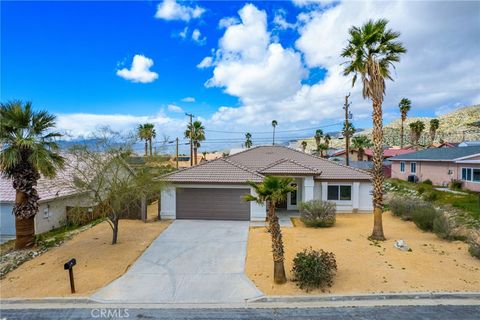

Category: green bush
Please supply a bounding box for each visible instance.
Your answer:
[468,243,480,260]
[422,191,439,202]
[299,200,336,227]
[450,180,463,190]
[388,196,422,221]
[412,202,438,231]
[432,213,452,239]
[417,185,426,195]
[422,179,433,185]
[291,248,337,292]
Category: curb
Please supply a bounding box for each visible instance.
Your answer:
[247,292,480,303]
[0,297,92,305]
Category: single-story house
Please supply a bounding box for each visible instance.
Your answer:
[0,159,93,241]
[331,147,415,162]
[389,146,480,191]
[160,145,373,221]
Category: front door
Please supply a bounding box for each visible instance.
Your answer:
[287,183,298,210]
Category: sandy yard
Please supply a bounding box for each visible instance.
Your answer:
[1,219,171,298]
[246,212,480,295]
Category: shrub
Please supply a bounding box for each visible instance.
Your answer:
[388,196,421,220]
[432,213,452,239]
[468,243,480,260]
[299,200,336,227]
[417,185,426,195]
[422,179,433,185]
[422,191,439,202]
[450,180,463,190]
[411,202,438,231]
[291,248,337,292]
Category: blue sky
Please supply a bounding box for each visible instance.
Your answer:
[2,1,479,152]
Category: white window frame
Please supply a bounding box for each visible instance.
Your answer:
[461,167,480,183]
[400,162,406,173]
[327,184,352,202]
[410,162,417,174]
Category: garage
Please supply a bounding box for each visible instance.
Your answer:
[176,188,250,221]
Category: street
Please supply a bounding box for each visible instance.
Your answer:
[1,305,479,320]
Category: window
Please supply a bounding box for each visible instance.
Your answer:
[410,162,417,174]
[400,162,405,173]
[327,185,352,201]
[461,168,480,182]
[290,183,297,205]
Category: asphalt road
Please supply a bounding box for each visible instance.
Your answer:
[1,305,479,320]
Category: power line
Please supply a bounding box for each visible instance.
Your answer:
[204,122,343,134]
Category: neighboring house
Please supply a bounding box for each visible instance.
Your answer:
[174,153,223,168]
[160,146,373,221]
[389,146,480,191]
[331,148,415,161]
[0,162,93,239]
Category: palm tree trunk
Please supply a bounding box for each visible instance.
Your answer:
[194,145,198,165]
[268,208,286,284]
[400,119,404,148]
[149,138,153,156]
[370,100,386,241]
[144,141,148,156]
[14,190,35,249]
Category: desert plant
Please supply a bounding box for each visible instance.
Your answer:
[299,200,336,227]
[432,213,452,239]
[468,242,480,260]
[291,248,337,292]
[411,202,438,231]
[388,195,423,220]
[417,185,426,195]
[422,191,439,202]
[450,180,463,190]
[422,179,433,185]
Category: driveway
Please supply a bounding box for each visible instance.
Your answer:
[92,220,263,303]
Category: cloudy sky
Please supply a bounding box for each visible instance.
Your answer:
[2,0,479,152]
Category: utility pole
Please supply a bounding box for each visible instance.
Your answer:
[185,113,194,166]
[343,93,351,166]
[175,137,179,170]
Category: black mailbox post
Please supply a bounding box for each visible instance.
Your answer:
[64,258,77,293]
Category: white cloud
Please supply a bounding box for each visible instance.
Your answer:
[116,55,158,83]
[179,26,188,39]
[206,1,480,129]
[191,28,206,45]
[292,0,337,7]
[181,97,195,102]
[167,104,184,113]
[197,56,213,69]
[155,0,205,22]
[273,10,296,30]
[218,16,239,29]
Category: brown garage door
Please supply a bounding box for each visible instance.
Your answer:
[176,188,250,221]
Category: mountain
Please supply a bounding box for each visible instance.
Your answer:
[296,105,480,150]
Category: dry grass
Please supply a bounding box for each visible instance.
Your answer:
[246,212,480,295]
[0,219,171,298]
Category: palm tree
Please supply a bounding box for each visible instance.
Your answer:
[341,19,406,240]
[144,123,156,156]
[0,101,65,249]
[244,176,296,284]
[429,119,440,146]
[324,134,331,149]
[245,133,253,148]
[317,143,328,157]
[185,120,205,165]
[301,141,307,153]
[271,120,278,145]
[351,135,372,161]
[314,129,323,150]
[409,120,425,149]
[138,124,149,156]
[398,98,411,148]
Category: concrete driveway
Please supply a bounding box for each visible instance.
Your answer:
[92,220,263,303]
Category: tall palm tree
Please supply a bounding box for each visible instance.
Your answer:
[429,119,440,146]
[314,129,323,150]
[324,134,331,149]
[245,133,253,148]
[0,101,65,249]
[317,143,328,157]
[351,135,372,161]
[409,120,425,149]
[185,120,205,165]
[137,124,149,156]
[244,176,296,284]
[301,141,307,153]
[144,123,156,156]
[271,120,278,145]
[398,98,411,148]
[341,19,406,240]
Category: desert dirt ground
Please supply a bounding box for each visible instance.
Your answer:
[246,212,480,295]
[1,219,171,298]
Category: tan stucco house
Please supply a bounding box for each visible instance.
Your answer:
[160,146,373,221]
[389,146,480,191]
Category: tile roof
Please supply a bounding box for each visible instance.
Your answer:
[0,154,83,203]
[162,145,371,183]
[389,146,480,161]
